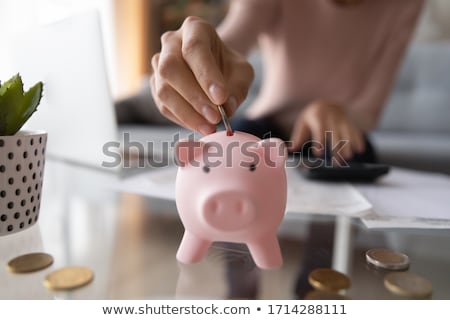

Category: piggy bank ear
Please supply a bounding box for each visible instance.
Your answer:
[175,139,204,167]
[251,138,287,168]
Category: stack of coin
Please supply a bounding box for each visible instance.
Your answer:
[384,272,432,299]
[44,266,94,291]
[7,252,54,273]
[308,268,351,292]
[365,248,410,271]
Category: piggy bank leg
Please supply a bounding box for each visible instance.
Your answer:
[176,231,211,264]
[247,236,283,269]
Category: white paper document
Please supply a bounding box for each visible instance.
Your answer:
[118,167,178,201]
[116,166,450,229]
[285,167,372,217]
[116,166,372,218]
[356,167,450,229]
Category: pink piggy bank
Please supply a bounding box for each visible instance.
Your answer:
[175,131,287,269]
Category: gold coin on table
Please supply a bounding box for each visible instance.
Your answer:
[44,266,94,291]
[7,252,54,273]
[305,290,350,300]
[366,248,410,271]
[308,268,351,292]
[384,272,432,299]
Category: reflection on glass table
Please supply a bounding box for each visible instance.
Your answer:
[1,159,449,299]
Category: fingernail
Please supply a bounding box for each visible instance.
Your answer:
[198,124,215,136]
[209,84,226,104]
[202,105,219,124]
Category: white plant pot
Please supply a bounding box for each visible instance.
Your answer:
[0,131,47,236]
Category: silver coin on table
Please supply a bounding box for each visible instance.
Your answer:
[366,248,410,271]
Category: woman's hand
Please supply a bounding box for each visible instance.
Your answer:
[150,16,254,135]
[288,101,366,161]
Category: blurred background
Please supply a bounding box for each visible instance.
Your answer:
[1,0,449,98]
[1,0,450,173]
[1,1,449,300]
[0,0,229,99]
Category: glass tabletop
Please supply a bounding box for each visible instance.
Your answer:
[1,159,449,300]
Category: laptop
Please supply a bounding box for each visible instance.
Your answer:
[8,9,197,172]
[9,9,119,169]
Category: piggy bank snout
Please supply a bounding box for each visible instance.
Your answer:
[201,191,256,231]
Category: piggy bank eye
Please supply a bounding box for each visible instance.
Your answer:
[249,164,256,172]
[203,165,210,173]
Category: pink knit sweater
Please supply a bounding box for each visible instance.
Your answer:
[218,0,424,132]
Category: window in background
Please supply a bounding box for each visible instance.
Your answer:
[0,0,117,97]
[114,0,228,99]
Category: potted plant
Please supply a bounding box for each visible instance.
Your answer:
[0,74,46,236]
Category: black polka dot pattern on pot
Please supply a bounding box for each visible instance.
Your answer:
[0,132,47,236]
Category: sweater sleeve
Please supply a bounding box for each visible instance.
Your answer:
[349,0,424,131]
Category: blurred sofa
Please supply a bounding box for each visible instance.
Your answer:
[370,42,450,174]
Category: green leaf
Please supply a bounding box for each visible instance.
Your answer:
[0,74,43,136]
